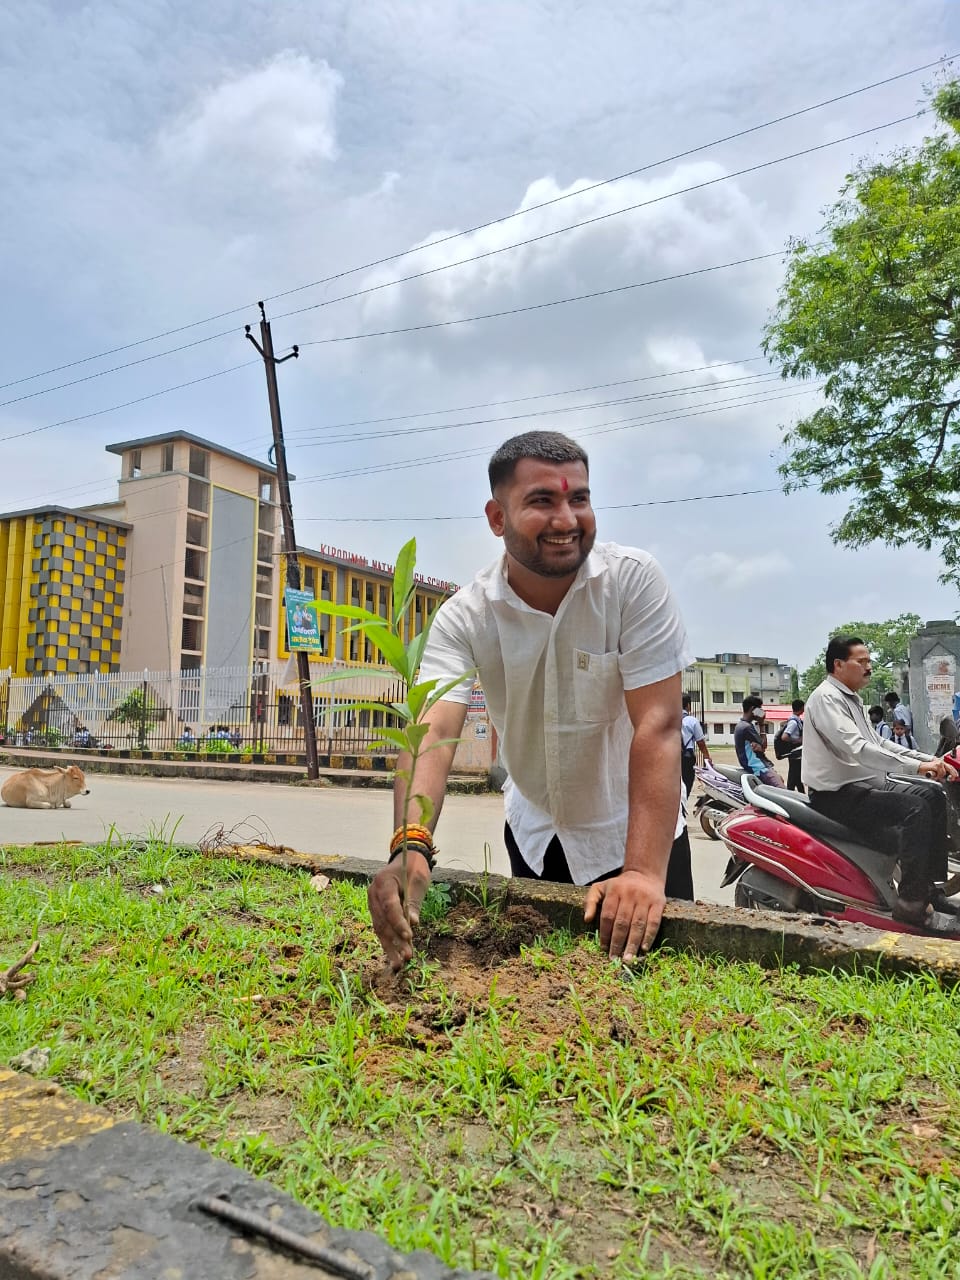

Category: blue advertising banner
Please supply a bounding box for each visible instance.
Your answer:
[285,588,322,653]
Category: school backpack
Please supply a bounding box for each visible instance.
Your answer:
[774,718,798,760]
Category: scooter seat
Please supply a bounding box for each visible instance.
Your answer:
[713,762,745,786]
[752,785,863,845]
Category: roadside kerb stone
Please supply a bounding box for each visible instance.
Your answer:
[227,846,960,985]
[0,1069,493,1280]
[0,748,491,793]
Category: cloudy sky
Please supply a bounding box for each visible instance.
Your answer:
[3,0,959,671]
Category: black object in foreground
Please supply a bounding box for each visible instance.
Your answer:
[194,1194,375,1279]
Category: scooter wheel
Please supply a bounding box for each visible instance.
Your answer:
[698,807,725,841]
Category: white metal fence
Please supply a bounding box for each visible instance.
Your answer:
[0,662,408,754]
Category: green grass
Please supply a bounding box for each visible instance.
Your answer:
[2,837,960,1278]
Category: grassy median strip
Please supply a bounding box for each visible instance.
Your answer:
[1,836,960,1278]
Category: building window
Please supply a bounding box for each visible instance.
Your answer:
[128,449,142,479]
[184,548,206,581]
[161,443,174,473]
[259,475,274,503]
[729,724,738,734]
[186,514,207,548]
[712,691,724,705]
[181,618,202,653]
[188,446,209,478]
[187,477,209,513]
[713,723,724,735]
[731,690,744,703]
[183,583,205,617]
[304,566,316,593]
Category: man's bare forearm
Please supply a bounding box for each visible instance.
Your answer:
[391,700,468,830]
[393,738,459,829]
[622,727,679,880]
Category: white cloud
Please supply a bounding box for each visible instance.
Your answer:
[3,0,959,671]
[685,550,791,590]
[157,51,342,188]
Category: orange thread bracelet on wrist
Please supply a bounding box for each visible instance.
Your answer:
[388,824,437,871]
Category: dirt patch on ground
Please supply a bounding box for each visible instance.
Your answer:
[421,901,555,967]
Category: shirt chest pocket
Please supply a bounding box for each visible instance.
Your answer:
[572,650,623,723]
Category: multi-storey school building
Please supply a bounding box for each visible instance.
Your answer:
[0,432,456,679]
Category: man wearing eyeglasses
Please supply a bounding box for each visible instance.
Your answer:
[803,635,958,929]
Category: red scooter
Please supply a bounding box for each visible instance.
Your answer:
[717,758,960,938]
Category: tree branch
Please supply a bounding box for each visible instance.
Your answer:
[925,400,960,479]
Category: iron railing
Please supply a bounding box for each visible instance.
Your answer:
[0,662,407,756]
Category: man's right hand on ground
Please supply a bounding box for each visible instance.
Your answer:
[367,850,432,971]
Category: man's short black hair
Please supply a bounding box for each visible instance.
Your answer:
[825,635,865,674]
[792,699,805,713]
[488,431,588,494]
[743,694,763,714]
[869,705,884,719]
[883,690,900,707]
[682,693,692,710]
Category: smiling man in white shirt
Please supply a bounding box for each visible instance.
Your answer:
[369,431,693,970]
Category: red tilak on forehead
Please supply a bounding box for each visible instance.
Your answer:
[561,476,568,491]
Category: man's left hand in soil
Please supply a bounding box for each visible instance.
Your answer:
[584,870,666,960]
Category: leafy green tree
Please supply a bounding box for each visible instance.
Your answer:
[109,687,166,747]
[797,613,921,703]
[764,81,960,585]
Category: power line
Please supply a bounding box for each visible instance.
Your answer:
[274,111,921,326]
[0,361,258,446]
[2,54,951,395]
[280,356,767,435]
[297,486,787,522]
[0,114,826,409]
[297,251,787,348]
[291,383,822,487]
[3,357,770,505]
[294,372,787,450]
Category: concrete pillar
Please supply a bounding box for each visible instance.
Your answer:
[908,620,960,752]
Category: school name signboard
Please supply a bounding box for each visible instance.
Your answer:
[315,543,458,593]
[284,588,323,653]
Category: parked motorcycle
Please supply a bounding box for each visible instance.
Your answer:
[718,767,960,938]
[693,762,747,840]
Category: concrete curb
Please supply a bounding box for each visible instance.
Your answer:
[227,845,960,985]
[0,1069,493,1280]
[0,748,492,793]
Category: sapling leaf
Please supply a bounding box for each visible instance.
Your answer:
[364,727,412,751]
[406,680,440,721]
[420,671,477,711]
[405,723,431,750]
[314,699,401,718]
[392,539,417,628]
[311,601,386,626]
[307,668,396,688]
[413,793,435,825]
[353,624,410,679]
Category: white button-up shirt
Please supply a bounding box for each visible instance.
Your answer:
[419,542,692,884]
[803,675,930,792]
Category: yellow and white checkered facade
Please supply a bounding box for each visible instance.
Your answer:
[0,509,128,675]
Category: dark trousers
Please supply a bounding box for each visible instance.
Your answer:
[504,823,695,901]
[809,779,948,901]
[681,751,697,800]
[787,753,804,793]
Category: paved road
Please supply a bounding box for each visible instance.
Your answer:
[0,767,734,904]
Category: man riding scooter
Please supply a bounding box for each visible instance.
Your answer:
[804,636,959,931]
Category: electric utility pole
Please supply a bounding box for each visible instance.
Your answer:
[246,302,320,781]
